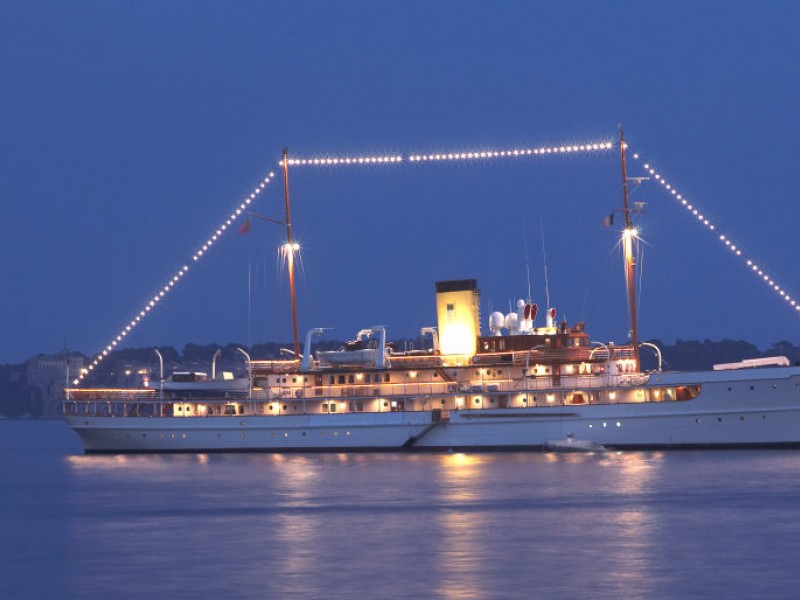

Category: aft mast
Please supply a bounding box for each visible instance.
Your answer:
[619,129,641,371]
[282,148,301,359]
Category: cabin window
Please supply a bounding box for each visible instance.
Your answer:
[675,385,701,401]
[348,374,355,384]
[338,375,345,384]
[330,403,337,413]
[384,373,390,382]
[365,374,371,383]
[329,376,334,385]
[357,401,364,412]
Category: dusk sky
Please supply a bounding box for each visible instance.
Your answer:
[2,1,799,365]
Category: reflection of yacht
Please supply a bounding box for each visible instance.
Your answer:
[545,433,605,453]
[63,135,800,453]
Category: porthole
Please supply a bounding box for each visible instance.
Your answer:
[750,386,755,390]
[695,418,701,424]
[346,431,351,436]
[772,384,778,389]
[727,387,732,392]
[217,433,221,438]
[284,432,288,437]
[718,417,723,422]
[739,416,745,421]
[181,433,187,439]
[142,433,146,438]
[302,432,306,436]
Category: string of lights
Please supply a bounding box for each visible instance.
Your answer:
[284,155,403,166]
[74,170,277,385]
[628,148,799,314]
[282,140,614,167]
[408,141,613,162]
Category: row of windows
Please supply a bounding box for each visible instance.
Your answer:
[328,373,392,385]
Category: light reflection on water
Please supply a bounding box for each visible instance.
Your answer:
[5,421,800,599]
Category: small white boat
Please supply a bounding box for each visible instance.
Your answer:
[162,372,250,396]
[545,433,606,453]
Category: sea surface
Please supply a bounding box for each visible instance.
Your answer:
[2,420,800,599]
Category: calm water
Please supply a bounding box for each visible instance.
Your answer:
[2,420,800,599]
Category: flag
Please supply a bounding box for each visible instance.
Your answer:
[602,213,614,227]
[239,217,251,234]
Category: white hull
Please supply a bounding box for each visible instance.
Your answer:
[67,411,437,452]
[66,367,800,452]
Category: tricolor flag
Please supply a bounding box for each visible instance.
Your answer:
[239,217,251,234]
[602,213,614,227]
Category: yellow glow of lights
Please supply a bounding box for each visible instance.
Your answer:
[630,149,800,315]
[75,169,278,385]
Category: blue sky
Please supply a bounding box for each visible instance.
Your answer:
[2,1,799,364]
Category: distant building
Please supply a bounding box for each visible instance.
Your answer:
[26,351,84,390]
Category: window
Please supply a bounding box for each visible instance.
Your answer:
[348,374,355,384]
[338,375,345,384]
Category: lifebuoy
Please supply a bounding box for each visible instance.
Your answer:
[295,389,303,398]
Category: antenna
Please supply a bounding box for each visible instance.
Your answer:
[539,219,551,309]
[523,221,532,301]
